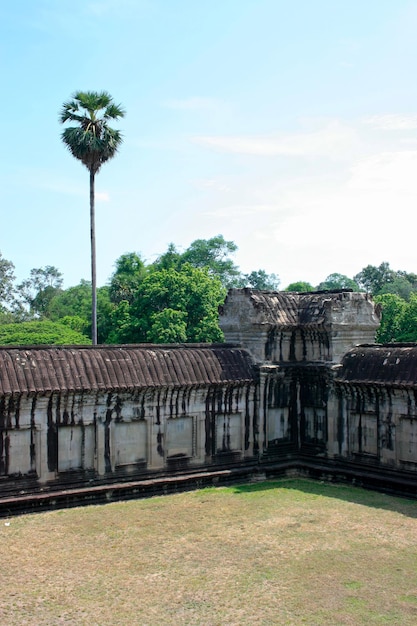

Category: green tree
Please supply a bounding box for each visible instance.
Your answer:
[110,264,226,344]
[106,300,133,344]
[375,292,417,344]
[47,280,112,343]
[109,253,147,304]
[152,243,182,272]
[374,294,407,343]
[60,91,125,345]
[16,266,63,318]
[179,235,241,288]
[0,320,90,346]
[396,293,417,342]
[284,281,314,292]
[59,315,88,335]
[152,236,280,291]
[317,273,359,291]
[397,270,417,289]
[354,262,395,295]
[147,309,188,343]
[377,274,417,301]
[48,280,92,322]
[241,270,280,290]
[0,251,16,309]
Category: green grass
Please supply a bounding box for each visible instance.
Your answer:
[1,478,417,625]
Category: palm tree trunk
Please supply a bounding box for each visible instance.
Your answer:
[90,169,98,345]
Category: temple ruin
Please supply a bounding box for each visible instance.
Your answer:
[1,288,417,513]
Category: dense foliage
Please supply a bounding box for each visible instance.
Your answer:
[1,244,417,345]
[284,281,314,292]
[288,264,417,343]
[107,264,225,344]
[0,321,90,345]
[0,237,278,345]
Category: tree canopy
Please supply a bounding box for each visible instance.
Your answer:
[240,270,280,290]
[16,266,63,318]
[152,235,242,288]
[60,91,125,175]
[108,263,225,344]
[284,281,314,292]
[0,251,16,308]
[3,241,417,345]
[0,321,90,346]
[316,273,359,291]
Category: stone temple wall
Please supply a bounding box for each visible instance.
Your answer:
[0,344,259,488]
[219,289,380,364]
[1,290,417,502]
[0,383,258,483]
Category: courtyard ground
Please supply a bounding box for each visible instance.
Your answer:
[1,478,417,625]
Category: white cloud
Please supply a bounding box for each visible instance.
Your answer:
[165,115,417,287]
[348,151,417,193]
[193,121,359,159]
[259,148,417,283]
[203,204,283,218]
[193,178,231,192]
[189,144,417,285]
[96,191,110,202]
[363,114,417,130]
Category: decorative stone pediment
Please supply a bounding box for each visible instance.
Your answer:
[219,289,380,364]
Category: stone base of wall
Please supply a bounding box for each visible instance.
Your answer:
[262,457,417,499]
[1,455,416,517]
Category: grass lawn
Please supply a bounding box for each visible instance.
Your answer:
[1,478,417,625]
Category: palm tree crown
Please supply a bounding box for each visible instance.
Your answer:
[60,91,125,174]
[60,90,125,345]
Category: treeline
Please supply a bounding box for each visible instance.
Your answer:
[0,239,416,345]
[0,235,279,345]
[287,263,417,343]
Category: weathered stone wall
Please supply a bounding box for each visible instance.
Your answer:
[258,363,330,458]
[0,382,258,484]
[330,382,417,471]
[219,289,380,364]
[1,290,417,500]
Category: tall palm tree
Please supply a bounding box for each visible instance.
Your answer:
[60,91,125,345]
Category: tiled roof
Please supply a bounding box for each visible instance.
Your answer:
[0,344,256,395]
[240,289,352,327]
[336,344,417,386]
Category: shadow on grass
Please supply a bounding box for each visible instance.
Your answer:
[232,478,417,518]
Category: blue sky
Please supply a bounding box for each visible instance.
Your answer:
[2,0,417,289]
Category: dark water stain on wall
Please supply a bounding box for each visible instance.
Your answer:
[47,395,58,472]
[30,396,36,471]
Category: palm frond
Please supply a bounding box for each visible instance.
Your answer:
[103,103,126,121]
[60,90,125,173]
